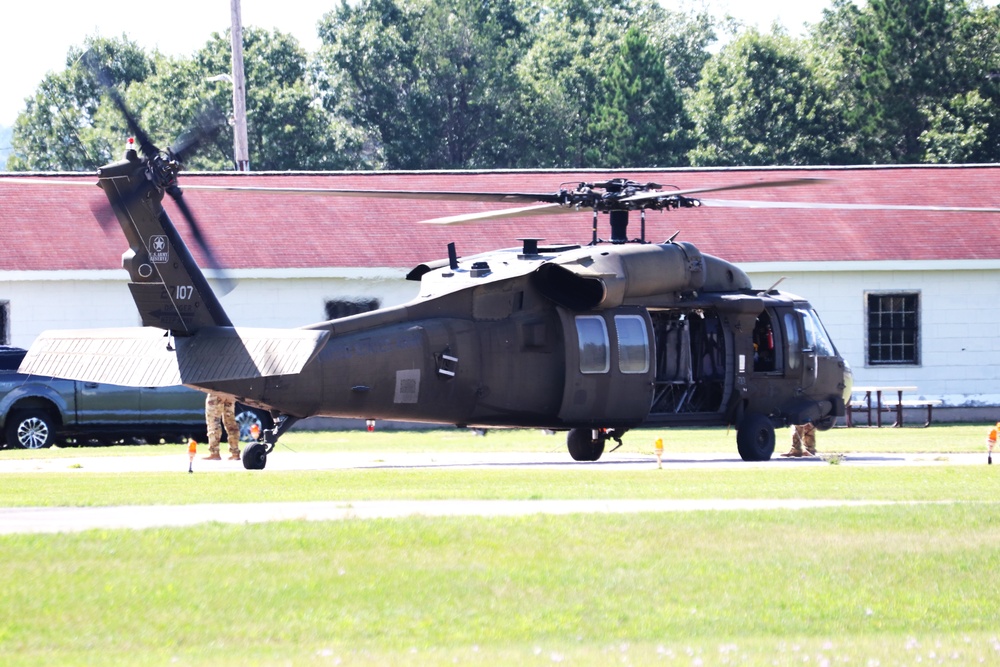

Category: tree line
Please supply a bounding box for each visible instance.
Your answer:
[7,0,999,172]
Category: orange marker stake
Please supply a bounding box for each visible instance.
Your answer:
[654,437,664,469]
[250,423,261,441]
[987,423,998,465]
[188,439,198,473]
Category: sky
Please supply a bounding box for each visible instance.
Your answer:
[1,0,843,128]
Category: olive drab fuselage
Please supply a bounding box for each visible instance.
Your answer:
[204,239,853,440]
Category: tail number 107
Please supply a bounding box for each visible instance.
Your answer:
[175,285,194,300]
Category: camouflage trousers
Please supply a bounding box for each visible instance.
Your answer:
[206,393,241,456]
[791,423,817,455]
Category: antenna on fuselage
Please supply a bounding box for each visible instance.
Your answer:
[758,277,787,296]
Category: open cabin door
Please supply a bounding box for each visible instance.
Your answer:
[556,308,654,425]
[647,308,729,419]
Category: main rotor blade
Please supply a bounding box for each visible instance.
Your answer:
[419,203,572,225]
[0,177,97,186]
[165,186,235,295]
[622,178,828,203]
[179,184,558,204]
[698,198,1000,213]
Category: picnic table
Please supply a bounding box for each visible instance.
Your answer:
[847,385,921,427]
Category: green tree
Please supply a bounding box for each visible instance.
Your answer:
[850,0,957,162]
[584,27,692,167]
[919,90,998,162]
[9,30,367,172]
[688,30,844,166]
[514,0,710,167]
[919,2,1000,163]
[172,28,369,170]
[811,0,999,164]
[7,36,150,171]
[317,0,529,169]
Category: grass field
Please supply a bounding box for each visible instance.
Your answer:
[2,425,999,665]
[0,422,992,460]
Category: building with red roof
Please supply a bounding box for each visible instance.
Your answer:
[2,164,999,417]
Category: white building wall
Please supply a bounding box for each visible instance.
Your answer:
[3,272,141,347]
[5,260,999,408]
[213,269,418,328]
[744,260,1000,407]
[2,268,418,348]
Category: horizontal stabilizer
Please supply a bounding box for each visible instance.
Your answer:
[19,326,330,387]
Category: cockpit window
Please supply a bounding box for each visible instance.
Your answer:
[576,316,610,374]
[783,312,801,371]
[798,308,837,357]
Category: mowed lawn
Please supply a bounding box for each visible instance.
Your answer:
[1,425,999,665]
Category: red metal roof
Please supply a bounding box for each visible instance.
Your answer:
[2,165,998,272]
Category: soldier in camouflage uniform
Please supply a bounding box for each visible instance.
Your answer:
[205,392,241,460]
[781,423,817,457]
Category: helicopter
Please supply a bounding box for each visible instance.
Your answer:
[11,83,863,469]
[14,166,855,467]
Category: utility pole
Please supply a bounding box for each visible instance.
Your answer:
[230,0,250,172]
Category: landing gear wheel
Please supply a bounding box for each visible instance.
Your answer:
[736,412,775,461]
[567,428,605,462]
[242,442,268,470]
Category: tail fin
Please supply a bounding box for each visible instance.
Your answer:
[99,155,231,333]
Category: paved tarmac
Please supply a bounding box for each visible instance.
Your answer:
[0,449,985,474]
[0,449,986,535]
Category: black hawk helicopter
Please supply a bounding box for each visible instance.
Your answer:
[12,87,866,469]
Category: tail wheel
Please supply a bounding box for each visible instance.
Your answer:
[736,412,775,461]
[242,442,268,470]
[567,428,606,462]
[6,410,57,449]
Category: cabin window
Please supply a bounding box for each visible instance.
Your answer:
[615,315,649,374]
[866,292,919,366]
[575,316,610,374]
[324,298,380,321]
[798,308,837,357]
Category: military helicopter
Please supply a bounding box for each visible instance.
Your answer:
[13,84,861,469]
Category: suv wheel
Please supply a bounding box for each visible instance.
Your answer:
[6,410,57,449]
[234,407,273,442]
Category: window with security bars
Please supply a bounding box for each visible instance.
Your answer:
[866,293,919,366]
[0,301,8,345]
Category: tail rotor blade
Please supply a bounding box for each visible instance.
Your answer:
[83,52,159,160]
